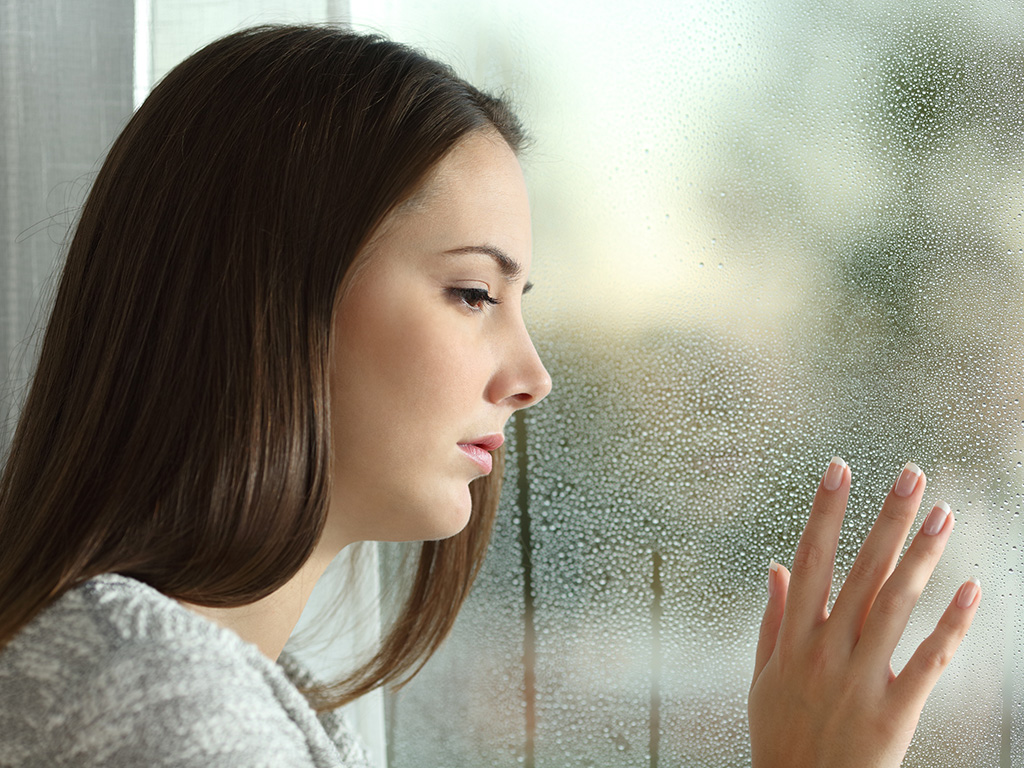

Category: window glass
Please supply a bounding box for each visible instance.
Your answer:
[353,1,1024,766]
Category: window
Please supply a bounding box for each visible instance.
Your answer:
[4,1,1020,766]
[358,2,1024,766]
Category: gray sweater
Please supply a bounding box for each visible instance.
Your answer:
[0,574,374,767]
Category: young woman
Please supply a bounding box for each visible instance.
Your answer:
[0,24,979,767]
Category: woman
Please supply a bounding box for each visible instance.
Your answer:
[0,24,979,767]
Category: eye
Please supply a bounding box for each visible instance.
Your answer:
[449,286,502,311]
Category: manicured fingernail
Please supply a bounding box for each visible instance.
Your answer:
[823,456,847,491]
[957,577,981,609]
[768,560,780,597]
[922,501,951,536]
[894,462,924,498]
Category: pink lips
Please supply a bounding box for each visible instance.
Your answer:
[458,433,504,475]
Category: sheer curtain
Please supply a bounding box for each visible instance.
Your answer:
[0,0,134,450]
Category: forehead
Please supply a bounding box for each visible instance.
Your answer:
[365,130,532,263]
[402,130,524,212]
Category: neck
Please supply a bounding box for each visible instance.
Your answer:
[178,547,337,661]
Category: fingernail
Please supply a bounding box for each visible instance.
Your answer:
[922,501,951,536]
[894,462,924,498]
[957,577,981,609]
[823,456,847,491]
[768,560,780,597]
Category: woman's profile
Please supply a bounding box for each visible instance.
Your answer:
[0,24,980,767]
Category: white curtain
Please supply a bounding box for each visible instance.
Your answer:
[1,0,135,450]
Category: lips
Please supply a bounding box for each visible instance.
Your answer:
[469,433,504,451]
[458,433,504,474]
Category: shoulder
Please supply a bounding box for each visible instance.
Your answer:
[0,575,355,768]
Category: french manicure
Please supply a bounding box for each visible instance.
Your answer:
[922,501,951,536]
[957,577,981,609]
[823,456,847,491]
[768,560,780,597]
[894,462,924,498]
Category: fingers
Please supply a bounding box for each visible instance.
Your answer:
[829,463,927,639]
[782,457,850,633]
[851,501,954,667]
[753,562,790,685]
[891,578,981,714]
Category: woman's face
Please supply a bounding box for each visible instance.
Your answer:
[327,131,551,545]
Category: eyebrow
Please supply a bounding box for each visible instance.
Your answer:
[443,245,534,294]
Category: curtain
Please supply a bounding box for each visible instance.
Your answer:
[0,0,135,451]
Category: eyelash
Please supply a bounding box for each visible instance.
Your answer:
[449,287,502,311]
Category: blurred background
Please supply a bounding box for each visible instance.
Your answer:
[4,0,1024,766]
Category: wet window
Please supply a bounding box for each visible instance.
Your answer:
[364,2,1024,766]
[5,2,1021,766]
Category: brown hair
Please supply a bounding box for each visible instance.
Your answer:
[0,24,524,709]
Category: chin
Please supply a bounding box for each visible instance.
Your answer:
[423,489,474,541]
[384,486,473,543]
[391,513,470,543]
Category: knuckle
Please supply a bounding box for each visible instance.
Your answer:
[792,541,828,574]
[846,555,883,587]
[918,641,952,671]
[900,542,936,572]
[874,708,914,743]
[880,501,915,524]
[872,586,908,618]
[813,498,844,519]
[937,609,967,637]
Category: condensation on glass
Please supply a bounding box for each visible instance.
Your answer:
[363,1,1024,766]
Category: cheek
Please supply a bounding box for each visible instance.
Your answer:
[332,291,484,438]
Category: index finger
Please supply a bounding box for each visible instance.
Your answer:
[780,456,850,636]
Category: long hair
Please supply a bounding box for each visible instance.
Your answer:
[0,24,524,708]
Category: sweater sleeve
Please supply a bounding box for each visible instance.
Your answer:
[28,639,336,768]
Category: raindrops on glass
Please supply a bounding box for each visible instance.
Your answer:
[381,1,1024,766]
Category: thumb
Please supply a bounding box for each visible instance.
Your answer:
[753,561,790,685]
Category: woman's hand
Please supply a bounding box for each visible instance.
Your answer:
[748,458,980,768]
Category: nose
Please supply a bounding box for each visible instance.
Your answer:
[488,324,552,410]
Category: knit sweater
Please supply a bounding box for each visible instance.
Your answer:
[0,574,374,767]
